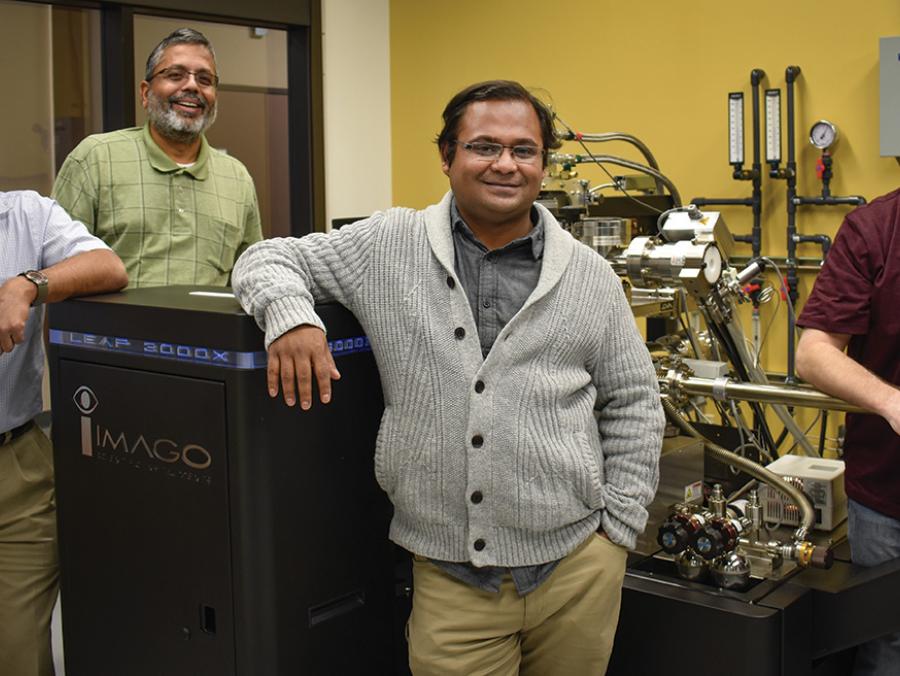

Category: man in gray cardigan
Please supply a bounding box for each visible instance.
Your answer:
[233,80,664,675]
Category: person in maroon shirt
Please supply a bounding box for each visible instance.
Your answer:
[796,187,900,676]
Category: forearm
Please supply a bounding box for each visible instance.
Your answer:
[598,409,663,548]
[796,338,900,423]
[1,250,125,352]
[232,237,329,345]
[598,387,664,505]
[44,249,127,302]
[7,250,126,306]
[592,285,665,542]
[233,217,379,344]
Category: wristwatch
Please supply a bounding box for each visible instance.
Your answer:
[18,270,49,306]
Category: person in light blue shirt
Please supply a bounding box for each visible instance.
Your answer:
[0,190,127,676]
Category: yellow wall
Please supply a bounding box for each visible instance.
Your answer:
[390,0,900,344]
[390,0,900,213]
[390,0,900,450]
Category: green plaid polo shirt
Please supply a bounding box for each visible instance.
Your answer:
[52,124,262,288]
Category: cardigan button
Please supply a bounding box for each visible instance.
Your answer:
[471,491,483,504]
[454,327,466,339]
[473,538,486,551]
[472,435,484,448]
[474,380,485,393]
[446,276,455,289]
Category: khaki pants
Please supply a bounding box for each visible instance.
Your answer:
[0,425,59,676]
[408,532,627,676]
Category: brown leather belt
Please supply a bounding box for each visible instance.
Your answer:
[0,420,35,446]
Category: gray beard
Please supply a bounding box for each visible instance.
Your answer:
[146,90,217,144]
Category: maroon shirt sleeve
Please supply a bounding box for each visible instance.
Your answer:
[797,210,882,335]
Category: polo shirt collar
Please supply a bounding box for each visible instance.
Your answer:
[141,122,210,180]
[0,192,10,215]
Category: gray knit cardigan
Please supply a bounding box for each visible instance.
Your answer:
[232,191,664,567]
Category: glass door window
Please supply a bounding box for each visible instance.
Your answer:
[0,0,102,194]
[133,15,291,238]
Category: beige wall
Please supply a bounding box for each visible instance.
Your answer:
[322,0,392,228]
[0,0,54,193]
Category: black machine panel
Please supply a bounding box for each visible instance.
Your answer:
[49,286,399,676]
[55,363,234,674]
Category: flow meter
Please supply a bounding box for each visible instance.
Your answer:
[728,92,744,166]
[765,89,782,164]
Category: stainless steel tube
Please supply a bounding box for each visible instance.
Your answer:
[677,376,866,414]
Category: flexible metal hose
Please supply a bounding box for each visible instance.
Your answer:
[547,153,682,206]
[661,397,814,541]
[574,132,664,196]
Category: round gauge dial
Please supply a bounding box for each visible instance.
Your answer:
[809,120,838,150]
[703,245,723,284]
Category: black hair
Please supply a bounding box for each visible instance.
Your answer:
[436,80,560,167]
[145,28,216,81]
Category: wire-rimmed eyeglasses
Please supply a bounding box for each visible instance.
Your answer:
[454,140,545,164]
[147,66,219,89]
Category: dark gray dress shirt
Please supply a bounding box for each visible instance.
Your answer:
[451,201,544,358]
[430,199,561,596]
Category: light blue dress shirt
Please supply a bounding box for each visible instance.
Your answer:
[0,190,109,432]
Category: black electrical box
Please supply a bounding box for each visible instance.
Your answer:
[48,286,398,676]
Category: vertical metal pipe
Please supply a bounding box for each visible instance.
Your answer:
[750,69,765,259]
[784,66,802,381]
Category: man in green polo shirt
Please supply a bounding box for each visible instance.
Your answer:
[53,28,262,288]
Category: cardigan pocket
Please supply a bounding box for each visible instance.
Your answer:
[373,410,399,496]
[570,431,606,510]
[393,437,439,508]
[373,408,436,499]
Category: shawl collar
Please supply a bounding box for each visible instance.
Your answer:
[424,190,575,313]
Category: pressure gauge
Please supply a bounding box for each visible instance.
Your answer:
[809,119,838,150]
[702,245,723,284]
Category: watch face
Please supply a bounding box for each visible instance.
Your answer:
[24,270,49,285]
[20,269,49,305]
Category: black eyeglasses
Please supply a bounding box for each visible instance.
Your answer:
[455,140,544,164]
[147,66,219,89]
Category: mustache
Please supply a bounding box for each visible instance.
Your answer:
[168,92,207,109]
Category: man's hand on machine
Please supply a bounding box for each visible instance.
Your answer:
[267,325,341,410]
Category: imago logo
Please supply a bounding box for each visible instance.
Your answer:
[72,384,213,472]
[73,386,98,456]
